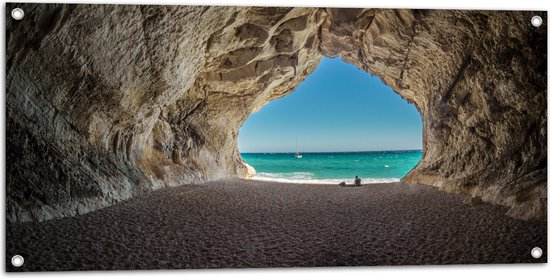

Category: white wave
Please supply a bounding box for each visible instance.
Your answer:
[254,172,314,179]
[384,165,390,168]
[251,172,399,184]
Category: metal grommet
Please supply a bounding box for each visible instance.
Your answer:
[11,8,24,20]
[531,16,543,27]
[531,247,543,259]
[11,255,24,267]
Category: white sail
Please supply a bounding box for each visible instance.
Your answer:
[295,137,302,158]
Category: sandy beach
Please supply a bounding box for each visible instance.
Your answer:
[6,179,547,271]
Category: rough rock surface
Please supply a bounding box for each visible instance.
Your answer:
[5,4,547,222]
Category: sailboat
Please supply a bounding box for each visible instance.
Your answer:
[295,137,303,159]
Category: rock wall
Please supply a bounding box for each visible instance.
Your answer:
[5,3,546,222]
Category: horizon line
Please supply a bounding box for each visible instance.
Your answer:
[240,149,422,154]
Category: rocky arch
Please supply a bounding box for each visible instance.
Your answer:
[6,4,546,222]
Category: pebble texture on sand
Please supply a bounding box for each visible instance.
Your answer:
[7,180,546,271]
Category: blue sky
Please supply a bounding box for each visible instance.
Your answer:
[238,57,422,153]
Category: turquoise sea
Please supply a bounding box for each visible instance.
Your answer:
[241,150,422,184]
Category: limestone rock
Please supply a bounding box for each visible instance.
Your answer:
[5,4,547,222]
[242,162,256,179]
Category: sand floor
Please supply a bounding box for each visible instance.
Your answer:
[6,179,547,271]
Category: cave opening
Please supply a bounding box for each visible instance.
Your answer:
[238,57,423,184]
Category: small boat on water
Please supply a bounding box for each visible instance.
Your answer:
[295,137,302,158]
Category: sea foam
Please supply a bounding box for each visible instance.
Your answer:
[252,172,399,184]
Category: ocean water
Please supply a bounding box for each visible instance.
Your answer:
[241,150,422,184]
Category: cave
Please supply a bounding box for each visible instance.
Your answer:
[6,4,547,223]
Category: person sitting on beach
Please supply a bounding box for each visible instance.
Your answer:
[354,176,361,186]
